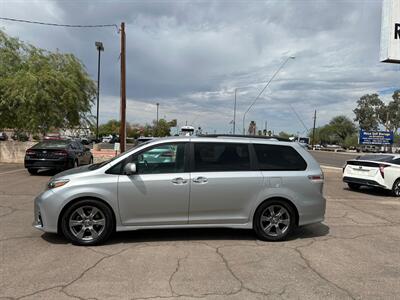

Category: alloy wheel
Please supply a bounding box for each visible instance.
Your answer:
[394,181,400,196]
[260,205,290,237]
[69,206,106,241]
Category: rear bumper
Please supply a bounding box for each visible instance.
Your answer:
[343,176,386,189]
[25,158,69,169]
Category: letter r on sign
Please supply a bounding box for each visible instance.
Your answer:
[395,23,400,39]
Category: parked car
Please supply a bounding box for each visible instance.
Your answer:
[343,154,400,196]
[360,145,381,153]
[25,140,93,175]
[109,135,120,144]
[33,135,325,245]
[44,133,61,140]
[101,135,113,143]
[11,132,29,141]
[0,132,8,141]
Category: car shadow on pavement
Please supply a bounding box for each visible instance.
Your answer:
[344,186,393,197]
[33,169,60,176]
[41,223,329,246]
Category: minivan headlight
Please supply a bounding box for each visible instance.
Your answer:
[47,179,69,190]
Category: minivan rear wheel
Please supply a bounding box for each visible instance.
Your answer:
[61,200,114,246]
[254,200,295,241]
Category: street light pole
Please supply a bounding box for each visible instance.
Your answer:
[242,56,295,135]
[95,41,104,141]
[156,103,159,126]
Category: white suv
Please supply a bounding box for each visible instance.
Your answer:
[343,154,400,196]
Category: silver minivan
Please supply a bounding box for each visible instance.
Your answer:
[33,135,325,245]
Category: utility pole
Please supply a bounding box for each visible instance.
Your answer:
[119,22,126,152]
[312,109,317,149]
[264,120,267,135]
[95,41,104,142]
[233,88,237,134]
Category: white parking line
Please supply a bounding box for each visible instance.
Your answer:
[320,165,342,171]
[0,168,25,175]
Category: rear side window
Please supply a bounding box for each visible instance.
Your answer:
[194,143,250,172]
[253,144,307,171]
[390,158,400,165]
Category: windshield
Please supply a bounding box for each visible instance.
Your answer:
[88,140,153,170]
[32,140,69,149]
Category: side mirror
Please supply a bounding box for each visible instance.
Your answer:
[124,162,137,175]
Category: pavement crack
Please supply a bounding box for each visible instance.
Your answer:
[16,245,143,300]
[168,254,189,297]
[339,201,399,225]
[293,244,356,300]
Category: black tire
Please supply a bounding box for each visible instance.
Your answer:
[27,168,38,175]
[253,200,296,241]
[391,179,400,197]
[61,199,114,246]
[347,183,361,190]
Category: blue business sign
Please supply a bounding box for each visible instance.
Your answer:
[359,130,394,145]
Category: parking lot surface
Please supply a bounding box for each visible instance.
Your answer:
[1,163,399,299]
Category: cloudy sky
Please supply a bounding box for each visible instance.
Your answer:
[1,0,399,135]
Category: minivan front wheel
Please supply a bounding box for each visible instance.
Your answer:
[254,200,295,241]
[61,200,114,246]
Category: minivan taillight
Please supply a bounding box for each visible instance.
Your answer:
[308,174,324,182]
[379,164,388,178]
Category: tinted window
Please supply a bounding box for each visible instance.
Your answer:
[74,141,83,150]
[254,144,307,171]
[357,155,394,162]
[391,158,400,165]
[132,143,185,174]
[32,140,69,149]
[194,143,250,172]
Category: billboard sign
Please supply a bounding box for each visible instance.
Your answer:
[359,130,394,145]
[380,0,400,63]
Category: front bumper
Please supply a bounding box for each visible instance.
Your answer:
[33,190,59,233]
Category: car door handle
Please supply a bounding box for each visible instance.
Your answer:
[171,177,187,184]
[193,176,208,184]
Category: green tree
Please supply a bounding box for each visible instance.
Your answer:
[353,94,383,130]
[153,119,171,137]
[98,120,120,137]
[386,90,400,133]
[328,115,357,142]
[278,131,292,139]
[343,134,359,149]
[0,30,96,134]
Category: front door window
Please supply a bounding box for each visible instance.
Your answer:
[133,143,185,174]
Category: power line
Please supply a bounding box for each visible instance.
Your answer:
[0,17,119,32]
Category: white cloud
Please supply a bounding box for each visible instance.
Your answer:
[1,0,397,134]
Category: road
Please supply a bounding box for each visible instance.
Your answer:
[1,163,400,299]
[309,150,360,168]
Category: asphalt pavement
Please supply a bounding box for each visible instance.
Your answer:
[309,150,360,168]
[1,163,399,299]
